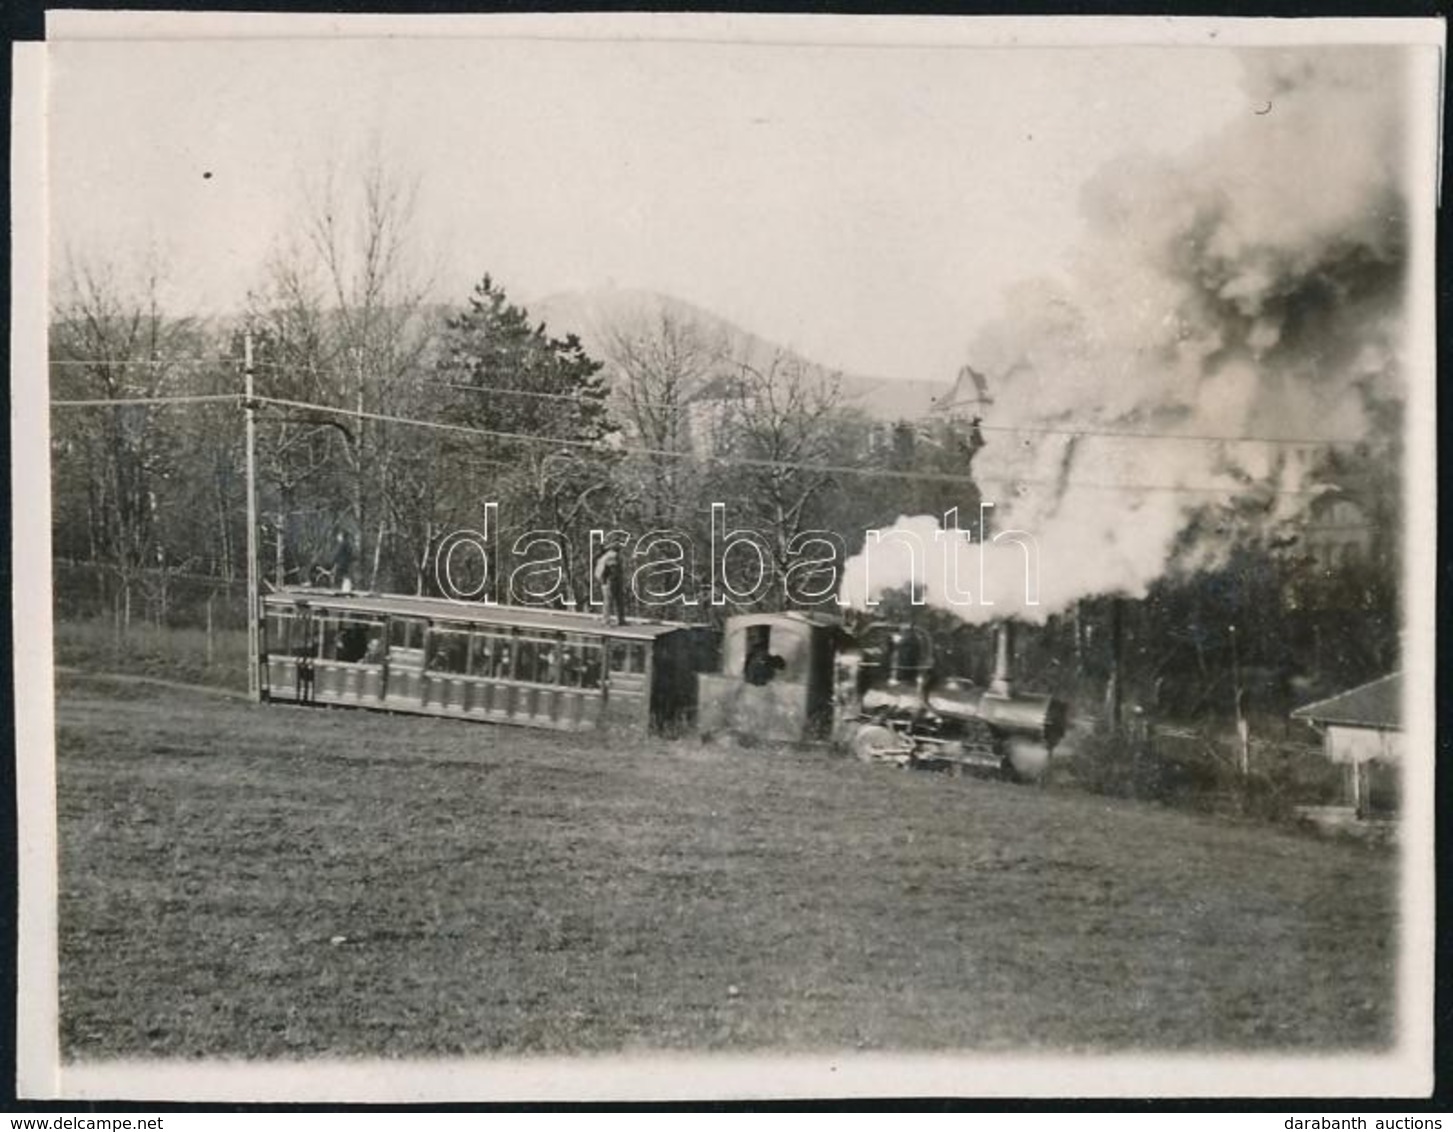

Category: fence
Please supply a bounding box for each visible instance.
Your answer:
[1060,714,1346,824]
[53,560,251,690]
[54,559,249,631]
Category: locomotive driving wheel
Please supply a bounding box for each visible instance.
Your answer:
[850,723,912,765]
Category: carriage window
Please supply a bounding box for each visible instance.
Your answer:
[558,635,588,688]
[577,640,603,689]
[741,624,807,684]
[362,626,384,664]
[333,620,372,663]
[515,639,537,682]
[608,640,647,675]
[311,614,379,662]
[515,635,565,685]
[389,618,423,650]
[533,637,561,684]
[490,635,515,679]
[467,631,492,676]
[265,612,292,652]
[428,629,469,674]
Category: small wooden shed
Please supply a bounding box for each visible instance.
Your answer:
[1291,673,1402,818]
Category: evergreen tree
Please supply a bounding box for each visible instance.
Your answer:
[432,275,615,604]
[435,275,608,446]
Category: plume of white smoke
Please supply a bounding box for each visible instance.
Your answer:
[843,48,1408,623]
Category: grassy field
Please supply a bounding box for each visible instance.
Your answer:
[55,618,250,692]
[55,673,1396,1060]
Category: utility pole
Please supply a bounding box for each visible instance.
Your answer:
[1230,621,1250,781]
[1107,597,1124,731]
[244,331,260,701]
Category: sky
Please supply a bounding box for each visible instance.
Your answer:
[45,30,1259,385]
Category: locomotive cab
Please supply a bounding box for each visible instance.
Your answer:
[697,612,841,743]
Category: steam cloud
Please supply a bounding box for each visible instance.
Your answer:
[844,48,1409,624]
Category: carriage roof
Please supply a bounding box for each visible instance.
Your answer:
[262,587,693,641]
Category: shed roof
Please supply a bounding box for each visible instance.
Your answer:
[1291,673,1402,730]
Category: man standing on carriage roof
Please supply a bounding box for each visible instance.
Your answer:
[332,530,355,593]
[314,530,356,593]
[594,534,628,626]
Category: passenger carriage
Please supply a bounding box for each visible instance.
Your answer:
[260,589,709,734]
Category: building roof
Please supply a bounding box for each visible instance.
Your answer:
[1291,673,1402,730]
[263,587,693,641]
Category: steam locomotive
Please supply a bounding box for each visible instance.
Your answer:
[697,613,1068,781]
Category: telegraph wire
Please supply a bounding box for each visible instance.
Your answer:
[408,374,1366,449]
[43,387,1349,496]
[49,393,241,408]
[245,393,1335,498]
[48,357,246,368]
[47,357,1367,449]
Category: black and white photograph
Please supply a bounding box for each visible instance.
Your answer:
[12,12,1442,1102]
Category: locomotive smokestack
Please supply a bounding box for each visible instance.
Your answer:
[989,621,1015,697]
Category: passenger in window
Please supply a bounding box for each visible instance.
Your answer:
[336,623,370,663]
[745,641,786,686]
[430,636,464,674]
[559,644,580,686]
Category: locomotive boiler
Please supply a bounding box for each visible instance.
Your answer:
[697,612,1068,781]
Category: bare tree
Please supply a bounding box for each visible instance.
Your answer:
[50,256,214,623]
[711,351,853,611]
[247,154,439,590]
[601,308,730,529]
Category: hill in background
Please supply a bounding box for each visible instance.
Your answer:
[531,286,950,424]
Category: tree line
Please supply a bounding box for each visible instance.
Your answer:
[49,161,1401,710]
[50,164,984,626]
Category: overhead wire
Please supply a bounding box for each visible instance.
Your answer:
[48,357,246,368]
[45,368,1361,496]
[49,393,241,408]
[409,373,1364,449]
[47,356,1366,448]
[246,393,1334,498]
[42,385,1346,496]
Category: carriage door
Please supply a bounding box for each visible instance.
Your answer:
[293,606,319,704]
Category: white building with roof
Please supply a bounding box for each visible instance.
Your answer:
[1291,673,1402,818]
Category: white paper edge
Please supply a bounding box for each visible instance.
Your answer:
[14,12,1444,1104]
[13,39,61,1102]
